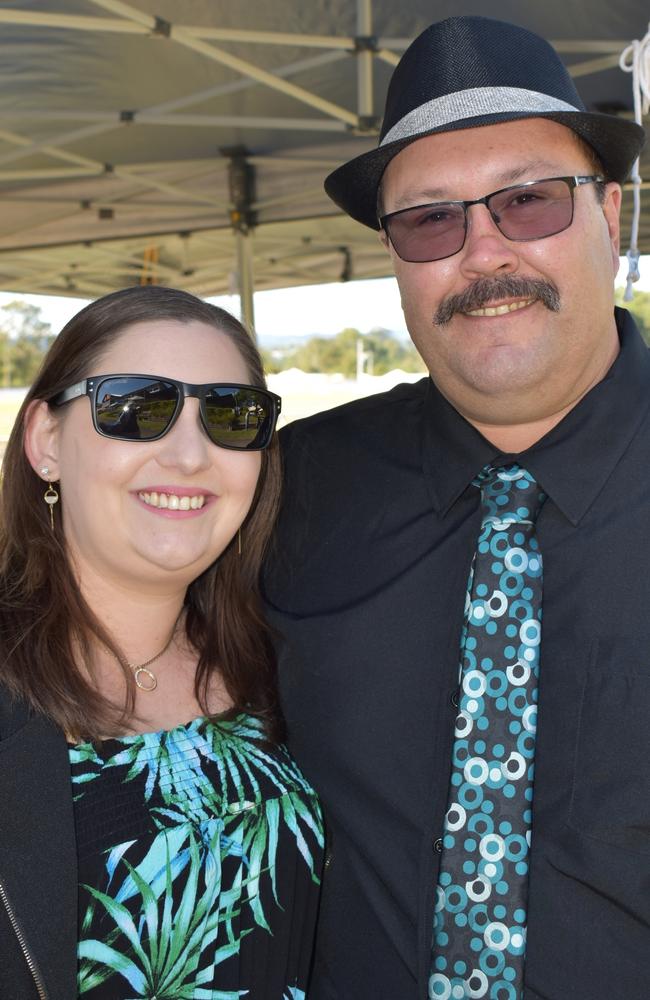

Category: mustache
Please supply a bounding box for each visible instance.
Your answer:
[433,276,561,326]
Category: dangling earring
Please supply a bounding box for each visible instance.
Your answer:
[41,466,59,532]
[238,526,242,556]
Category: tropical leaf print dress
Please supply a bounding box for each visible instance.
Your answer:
[69,715,324,999]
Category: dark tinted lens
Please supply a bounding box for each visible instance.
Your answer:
[386,202,466,262]
[203,386,274,449]
[95,377,179,440]
[490,179,573,240]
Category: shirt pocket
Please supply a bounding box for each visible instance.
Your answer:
[566,636,650,853]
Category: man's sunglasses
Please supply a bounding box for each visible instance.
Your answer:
[51,375,282,451]
[380,175,604,263]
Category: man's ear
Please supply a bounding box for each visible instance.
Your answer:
[601,181,622,271]
[24,399,61,481]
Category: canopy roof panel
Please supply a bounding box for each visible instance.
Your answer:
[0,0,646,299]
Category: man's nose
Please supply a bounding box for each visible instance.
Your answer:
[459,203,520,279]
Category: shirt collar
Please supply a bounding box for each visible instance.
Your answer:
[422,382,499,515]
[422,308,650,525]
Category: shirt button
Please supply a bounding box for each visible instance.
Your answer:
[450,688,460,709]
[434,837,443,853]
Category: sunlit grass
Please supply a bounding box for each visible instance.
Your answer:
[0,395,25,442]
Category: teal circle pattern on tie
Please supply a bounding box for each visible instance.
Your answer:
[430,464,546,1000]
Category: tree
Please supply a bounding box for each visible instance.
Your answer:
[0,301,55,386]
[261,327,426,377]
[362,328,426,375]
[291,327,360,376]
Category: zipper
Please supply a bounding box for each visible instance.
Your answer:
[0,877,48,999]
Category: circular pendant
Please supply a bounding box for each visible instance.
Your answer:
[133,666,157,691]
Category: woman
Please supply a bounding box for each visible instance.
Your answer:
[0,286,323,1000]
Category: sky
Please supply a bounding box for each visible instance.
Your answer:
[0,276,408,342]
[0,256,647,343]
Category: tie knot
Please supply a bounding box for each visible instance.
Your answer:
[474,463,547,526]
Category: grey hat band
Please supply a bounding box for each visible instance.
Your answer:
[380,87,581,146]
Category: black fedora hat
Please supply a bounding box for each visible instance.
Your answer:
[325,15,645,230]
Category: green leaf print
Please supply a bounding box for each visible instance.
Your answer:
[74,716,324,997]
[79,829,241,996]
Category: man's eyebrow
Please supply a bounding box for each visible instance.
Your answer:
[387,161,566,211]
[500,161,563,184]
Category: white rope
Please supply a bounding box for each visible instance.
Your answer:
[619,25,650,300]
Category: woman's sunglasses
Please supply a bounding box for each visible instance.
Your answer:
[51,374,282,451]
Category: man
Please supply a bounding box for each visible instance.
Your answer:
[263,16,648,1000]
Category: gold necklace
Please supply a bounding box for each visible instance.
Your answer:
[127,623,178,692]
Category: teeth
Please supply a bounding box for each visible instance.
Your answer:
[467,299,534,317]
[139,491,205,510]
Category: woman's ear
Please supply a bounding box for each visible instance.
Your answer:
[24,399,61,481]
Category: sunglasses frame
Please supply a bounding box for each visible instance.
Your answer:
[51,374,282,451]
[379,174,605,263]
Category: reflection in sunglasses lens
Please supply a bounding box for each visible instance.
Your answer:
[205,388,269,448]
[95,378,177,440]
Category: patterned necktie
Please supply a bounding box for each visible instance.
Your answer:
[430,464,547,1000]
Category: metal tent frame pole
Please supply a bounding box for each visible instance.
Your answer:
[236,229,255,334]
[226,149,257,336]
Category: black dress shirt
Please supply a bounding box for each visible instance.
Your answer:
[263,308,650,1000]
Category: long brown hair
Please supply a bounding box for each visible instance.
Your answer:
[0,286,283,741]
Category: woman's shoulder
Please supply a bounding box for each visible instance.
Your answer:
[0,683,31,740]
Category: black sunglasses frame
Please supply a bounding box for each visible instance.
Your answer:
[51,374,282,451]
[379,174,605,263]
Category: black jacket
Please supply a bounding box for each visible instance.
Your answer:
[0,688,77,999]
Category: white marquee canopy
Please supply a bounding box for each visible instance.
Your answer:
[0,0,647,328]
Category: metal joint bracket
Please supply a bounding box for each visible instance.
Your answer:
[354,35,378,52]
[224,147,258,233]
[152,16,172,38]
[120,110,135,123]
[348,115,381,134]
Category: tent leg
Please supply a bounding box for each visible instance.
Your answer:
[236,228,255,336]
[225,147,256,337]
[357,0,373,118]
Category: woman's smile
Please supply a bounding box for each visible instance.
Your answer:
[136,487,210,514]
